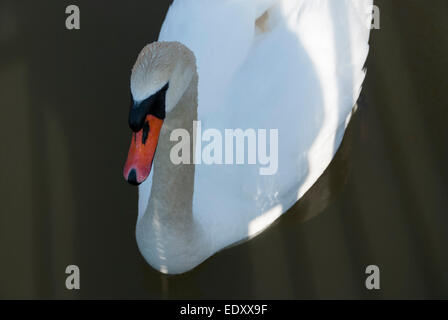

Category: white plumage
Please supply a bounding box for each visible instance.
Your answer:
[133,0,373,274]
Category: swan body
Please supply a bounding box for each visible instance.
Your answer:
[126,0,373,274]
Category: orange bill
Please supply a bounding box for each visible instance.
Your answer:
[123,114,163,185]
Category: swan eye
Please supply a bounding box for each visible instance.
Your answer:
[128,83,169,132]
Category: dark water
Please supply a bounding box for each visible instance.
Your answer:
[1,1,447,299]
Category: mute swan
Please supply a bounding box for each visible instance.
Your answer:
[123,0,373,274]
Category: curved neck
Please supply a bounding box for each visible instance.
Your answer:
[136,72,207,274]
[146,72,198,224]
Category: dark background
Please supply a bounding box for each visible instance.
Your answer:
[1,0,447,299]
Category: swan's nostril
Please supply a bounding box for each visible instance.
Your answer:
[127,169,140,186]
[142,121,150,145]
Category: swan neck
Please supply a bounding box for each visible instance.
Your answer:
[146,72,198,223]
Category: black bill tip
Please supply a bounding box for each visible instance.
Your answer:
[127,169,140,186]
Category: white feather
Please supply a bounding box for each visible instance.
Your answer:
[135,0,373,274]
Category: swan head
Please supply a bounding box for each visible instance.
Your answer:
[123,41,196,185]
